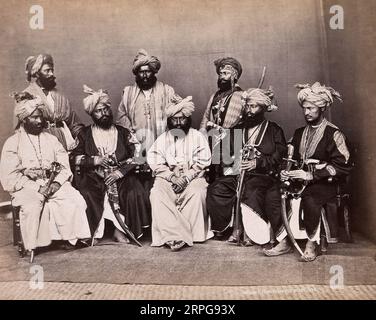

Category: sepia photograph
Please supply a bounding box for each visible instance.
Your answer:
[0,0,375,305]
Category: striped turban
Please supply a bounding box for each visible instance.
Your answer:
[214,57,243,79]
[241,87,278,112]
[132,49,161,75]
[165,96,195,118]
[296,82,342,109]
[12,92,44,122]
[83,85,111,115]
[25,54,54,81]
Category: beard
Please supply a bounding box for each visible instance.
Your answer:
[38,74,57,91]
[93,113,114,129]
[136,74,157,90]
[243,111,265,128]
[217,78,233,92]
[167,117,191,135]
[23,121,45,135]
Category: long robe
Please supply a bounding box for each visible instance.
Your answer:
[206,120,287,242]
[71,124,151,239]
[147,128,213,246]
[200,86,244,181]
[23,82,84,150]
[116,81,179,156]
[0,127,90,250]
[285,118,352,241]
[200,86,243,129]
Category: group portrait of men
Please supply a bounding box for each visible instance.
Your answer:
[0,49,352,262]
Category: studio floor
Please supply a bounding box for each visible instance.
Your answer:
[0,213,375,300]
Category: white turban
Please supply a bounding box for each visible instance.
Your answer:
[296,82,342,108]
[12,92,44,122]
[241,87,278,112]
[132,49,161,75]
[165,96,195,118]
[82,85,111,115]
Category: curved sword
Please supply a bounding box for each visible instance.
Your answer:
[109,200,143,247]
[281,192,306,259]
[280,144,308,260]
[103,162,143,247]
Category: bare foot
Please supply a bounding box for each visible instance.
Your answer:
[113,229,130,244]
[263,238,292,256]
[303,240,317,262]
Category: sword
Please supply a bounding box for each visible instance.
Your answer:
[207,121,227,149]
[234,145,260,245]
[280,145,307,260]
[104,165,142,247]
[280,194,306,259]
[32,161,61,263]
[233,66,267,245]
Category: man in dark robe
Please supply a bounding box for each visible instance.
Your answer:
[206,88,287,245]
[264,82,352,261]
[71,85,150,243]
[23,54,84,151]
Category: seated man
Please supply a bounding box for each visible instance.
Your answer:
[147,96,213,251]
[206,88,287,246]
[0,92,90,254]
[71,86,151,243]
[264,82,352,261]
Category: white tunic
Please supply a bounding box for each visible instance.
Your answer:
[0,127,90,250]
[147,129,213,246]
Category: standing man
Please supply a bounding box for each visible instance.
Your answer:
[71,86,151,243]
[116,49,181,204]
[23,54,84,151]
[147,96,213,251]
[200,57,244,181]
[0,92,90,253]
[264,82,352,261]
[206,88,287,245]
[116,49,181,159]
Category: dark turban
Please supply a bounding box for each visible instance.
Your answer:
[214,57,242,79]
[25,54,54,81]
[132,49,161,75]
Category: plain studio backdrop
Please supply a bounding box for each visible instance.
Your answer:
[0,0,375,241]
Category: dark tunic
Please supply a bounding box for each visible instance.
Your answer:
[290,121,352,238]
[71,125,151,238]
[206,120,287,234]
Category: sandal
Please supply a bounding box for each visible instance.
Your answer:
[171,240,186,252]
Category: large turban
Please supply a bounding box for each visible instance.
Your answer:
[25,54,54,81]
[82,85,111,115]
[132,49,161,75]
[214,57,242,79]
[165,96,195,118]
[241,87,278,112]
[296,82,342,108]
[12,92,44,122]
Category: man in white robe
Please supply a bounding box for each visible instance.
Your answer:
[0,93,90,252]
[147,96,213,251]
